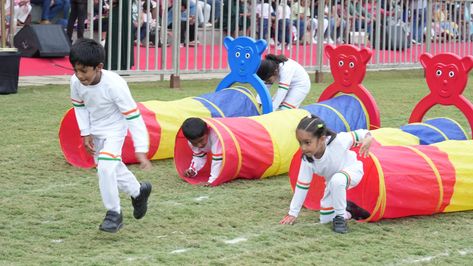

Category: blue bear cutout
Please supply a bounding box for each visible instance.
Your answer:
[216,36,273,114]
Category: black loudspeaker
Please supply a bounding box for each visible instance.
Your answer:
[0,52,20,94]
[14,24,71,57]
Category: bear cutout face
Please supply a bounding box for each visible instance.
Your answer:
[421,53,473,99]
[326,45,371,87]
[224,36,267,77]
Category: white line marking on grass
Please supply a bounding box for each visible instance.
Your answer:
[401,252,449,264]
[194,195,209,201]
[224,237,247,244]
[51,239,64,243]
[170,248,190,254]
[458,248,473,256]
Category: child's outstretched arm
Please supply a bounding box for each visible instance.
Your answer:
[280,159,313,225]
[341,129,372,158]
[207,135,223,185]
[186,149,207,177]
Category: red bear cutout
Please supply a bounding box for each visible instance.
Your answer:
[319,44,381,129]
[409,53,473,138]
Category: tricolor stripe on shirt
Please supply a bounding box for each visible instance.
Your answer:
[97,151,122,161]
[350,131,360,147]
[122,108,141,120]
[279,101,296,110]
[193,151,207,158]
[296,180,310,190]
[71,98,85,107]
[278,82,289,91]
[212,153,223,161]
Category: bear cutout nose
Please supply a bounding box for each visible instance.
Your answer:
[443,79,448,85]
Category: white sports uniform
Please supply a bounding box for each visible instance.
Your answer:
[272,58,311,110]
[288,129,370,223]
[71,70,149,214]
[187,128,222,184]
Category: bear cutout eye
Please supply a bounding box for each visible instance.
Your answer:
[349,62,355,68]
[448,71,455,78]
[235,51,241,57]
[338,60,344,67]
[436,69,442,76]
[245,53,251,59]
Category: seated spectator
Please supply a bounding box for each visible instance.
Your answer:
[167,0,197,46]
[433,1,459,41]
[190,0,211,27]
[4,0,32,26]
[30,0,70,26]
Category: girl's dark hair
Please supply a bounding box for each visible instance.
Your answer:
[297,115,337,162]
[69,38,105,68]
[257,54,288,83]
[182,117,208,140]
[297,115,337,143]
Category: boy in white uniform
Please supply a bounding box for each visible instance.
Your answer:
[69,38,152,233]
[280,115,372,233]
[181,117,222,186]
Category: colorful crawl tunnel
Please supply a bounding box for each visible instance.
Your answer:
[288,140,473,221]
[370,117,469,147]
[174,94,372,186]
[59,87,261,168]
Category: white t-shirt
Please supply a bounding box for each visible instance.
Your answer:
[277,5,291,20]
[70,70,149,153]
[256,3,274,19]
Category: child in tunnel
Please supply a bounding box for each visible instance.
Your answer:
[181,117,222,186]
[280,115,372,233]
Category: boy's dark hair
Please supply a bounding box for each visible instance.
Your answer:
[257,54,288,83]
[69,38,105,68]
[297,114,337,144]
[182,117,208,140]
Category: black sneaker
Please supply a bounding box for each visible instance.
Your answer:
[346,201,371,220]
[131,182,152,219]
[332,215,348,234]
[99,210,123,233]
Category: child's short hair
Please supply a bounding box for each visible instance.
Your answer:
[69,38,105,68]
[257,54,288,83]
[182,117,208,140]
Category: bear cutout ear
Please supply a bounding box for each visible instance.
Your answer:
[461,56,473,73]
[224,36,234,50]
[360,48,372,64]
[255,39,267,55]
[325,45,336,59]
[419,53,433,70]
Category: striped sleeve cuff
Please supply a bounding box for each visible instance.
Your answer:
[122,108,141,120]
[71,98,85,107]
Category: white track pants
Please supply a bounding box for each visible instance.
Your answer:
[94,136,141,213]
[319,167,363,224]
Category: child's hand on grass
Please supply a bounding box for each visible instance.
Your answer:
[280,214,297,225]
[184,168,197,177]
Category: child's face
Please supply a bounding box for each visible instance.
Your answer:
[189,133,209,149]
[296,129,326,159]
[74,63,103,86]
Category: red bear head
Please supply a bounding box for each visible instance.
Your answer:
[420,53,473,99]
[325,45,372,87]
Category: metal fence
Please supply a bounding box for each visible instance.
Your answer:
[2,0,473,77]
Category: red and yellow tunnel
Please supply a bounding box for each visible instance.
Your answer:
[288,139,473,221]
[59,87,261,168]
[174,109,309,186]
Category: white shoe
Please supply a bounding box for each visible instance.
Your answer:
[286,45,291,50]
[100,39,105,46]
[269,38,275,45]
[312,37,318,44]
[276,44,282,50]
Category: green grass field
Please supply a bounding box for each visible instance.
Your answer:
[1,70,473,265]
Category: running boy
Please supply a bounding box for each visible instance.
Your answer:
[257,54,311,110]
[69,38,152,233]
[181,117,222,186]
[280,115,371,233]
